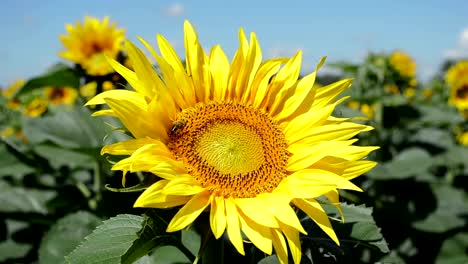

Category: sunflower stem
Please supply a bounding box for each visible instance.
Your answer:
[93,161,102,203]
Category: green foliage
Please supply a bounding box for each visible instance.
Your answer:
[39,211,102,264]
[65,214,144,264]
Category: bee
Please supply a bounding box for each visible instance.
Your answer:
[170,120,186,136]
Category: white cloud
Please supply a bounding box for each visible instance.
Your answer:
[444,27,468,59]
[165,3,185,17]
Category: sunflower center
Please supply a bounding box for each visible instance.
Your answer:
[456,84,468,100]
[168,102,290,198]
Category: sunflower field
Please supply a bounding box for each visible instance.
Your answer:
[1,17,467,264]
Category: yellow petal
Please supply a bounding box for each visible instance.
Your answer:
[101,137,162,156]
[104,98,167,140]
[278,222,301,264]
[271,229,288,264]
[289,122,373,146]
[234,198,279,228]
[236,32,262,102]
[225,198,245,255]
[324,189,344,222]
[135,180,191,208]
[167,190,211,232]
[138,37,187,109]
[149,160,189,180]
[106,58,149,98]
[282,102,336,143]
[313,78,352,109]
[343,161,377,180]
[263,51,302,111]
[287,140,357,171]
[210,196,227,239]
[293,198,340,245]
[257,193,306,234]
[184,20,210,102]
[238,212,273,255]
[251,61,282,108]
[162,176,204,196]
[86,89,147,109]
[209,45,230,101]
[278,169,362,197]
[275,57,326,121]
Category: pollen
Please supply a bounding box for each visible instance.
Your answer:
[168,102,290,198]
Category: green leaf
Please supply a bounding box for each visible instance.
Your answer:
[22,106,111,149]
[435,146,468,167]
[367,148,432,180]
[0,240,32,262]
[417,105,463,126]
[413,185,468,233]
[0,144,34,179]
[14,64,80,97]
[258,255,281,264]
[39,211,102,264]
[149,246,191,264]
[322,203,389,253]
[121,211,180,264]
[32,144,95,169]
[409,128,454,149]
[0,180,55,214]
[65,214,144,264]
[436,233,468,264]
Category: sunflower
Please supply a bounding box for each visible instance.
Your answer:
[23,98,47,117]
[87,21,378,263]
[45,86,78,105]
[446,61,468,111]
[458,131,468,146]
[59,16,125,76]
[389,50,416,79]
[2,80,25,110]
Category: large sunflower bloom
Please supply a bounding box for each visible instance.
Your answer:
[87,21,378,263]
[446,61,468,111]
[59,16,125,76]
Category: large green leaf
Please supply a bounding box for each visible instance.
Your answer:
[367,148,432,180]
[0,180,55,214]
[0,240,32,262]
[39,211,102,264]
[323,203,389,253]
[121,211,180,264]
[32,144,95,170]
[14,64,80,97]
[409,128,454,149]
[435,233,468,264]
[413,185,468,233]
[0,144,34,179]
[65,214,144,264]
[22,106,111,149]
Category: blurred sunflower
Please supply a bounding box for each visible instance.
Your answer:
[2,80,25,110]
[59,16,125,76]
[389,51,416,79]
[458,131,468,146]
[446,61,468,111]
[23,98,47,117]
[87,21,378,263]
[45,86,78,105]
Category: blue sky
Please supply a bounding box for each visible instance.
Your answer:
[1,0,467,86]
